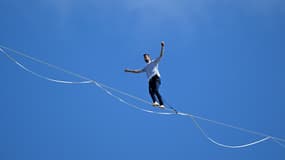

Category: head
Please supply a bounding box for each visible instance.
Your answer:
[143,53,151,63]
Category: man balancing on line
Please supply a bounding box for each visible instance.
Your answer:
[125,41,166,109]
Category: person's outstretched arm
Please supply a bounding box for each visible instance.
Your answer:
[124,68,143,73]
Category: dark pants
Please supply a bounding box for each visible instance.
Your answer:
[149,75,164,105]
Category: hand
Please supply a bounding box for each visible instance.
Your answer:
[161,41,165,47]
[124,68,130,72]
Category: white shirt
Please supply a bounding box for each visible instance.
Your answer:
[142,56,162,81]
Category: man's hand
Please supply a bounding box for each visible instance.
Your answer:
[161,41,165,47]
[124,68,130,72]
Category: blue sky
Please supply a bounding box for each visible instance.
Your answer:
[0,0,285,159]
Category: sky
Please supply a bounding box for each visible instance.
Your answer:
[0,0,285,159]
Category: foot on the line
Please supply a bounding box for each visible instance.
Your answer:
[152,102,160,107]
[158,105,165,109]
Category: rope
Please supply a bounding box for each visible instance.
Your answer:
[1,45,284,149]
[3,50,92,84]
[190,116,271,148]
[272,138,285,149]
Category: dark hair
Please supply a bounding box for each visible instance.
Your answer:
[143,53,150,57]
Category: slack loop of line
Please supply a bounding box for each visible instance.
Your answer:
[1,44,284,149]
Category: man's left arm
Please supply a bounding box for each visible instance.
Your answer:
[160,41,165,58]
[154,41,165,63]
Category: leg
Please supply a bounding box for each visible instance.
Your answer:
[149,79,157,103]
[154,77,164,105]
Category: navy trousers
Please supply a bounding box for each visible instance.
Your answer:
[148,75,164,105]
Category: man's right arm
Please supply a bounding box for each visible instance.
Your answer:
[124,68,143,73]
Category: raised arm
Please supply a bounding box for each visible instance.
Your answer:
[153,41,165,63]
[160,41,165,58]
[124,68,143,73]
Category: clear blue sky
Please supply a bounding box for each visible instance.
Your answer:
[0,0,285,159]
